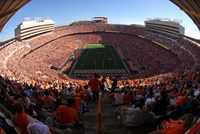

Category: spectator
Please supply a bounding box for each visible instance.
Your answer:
[27,120,52,134]
[15,103,35,134]
[43,90,56,110]
[153,90,169,116]
[56,98,79,125]
[122,104,156,127]
[88,73,100,102]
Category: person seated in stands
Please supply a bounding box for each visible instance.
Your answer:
[151,114,195,134]
[123,89,134,105]
[72,96,82,112]
[21,92,33,115]
[145,87,155,105]
[122,104,156,127]
[153,90,170,116]
[166,104,180,120]
[14,103,35,134]
[193,85,200,97]
[34,103,53,122]
[88,73,100,102]
[27,120,52,134]
[56,98,79,125]
[72,95,84,121]
[34,92,44,105]
[176,93,188,107]
[43,90,56,110]
[66,83,76,98]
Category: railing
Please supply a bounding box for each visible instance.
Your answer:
[98,92,102,134]
[0,36,20,50]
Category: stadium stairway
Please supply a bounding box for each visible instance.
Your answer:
[83,93,125,134]
[72,93,157,134]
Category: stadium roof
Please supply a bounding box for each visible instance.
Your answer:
[0,0,30,32]
[170,0,200,31]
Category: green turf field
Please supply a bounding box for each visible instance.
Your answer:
[69,44,130,75]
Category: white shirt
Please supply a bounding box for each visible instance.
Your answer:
[145,97,155,105]
[194,89,200,96]
[114,92,124,105]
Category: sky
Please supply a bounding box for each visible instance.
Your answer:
[0,0,200,41]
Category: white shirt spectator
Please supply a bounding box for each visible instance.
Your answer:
[124,105,156,127]
[194,89,200,97]
[125,107,144,126]
[27,121,50,134]
[114,92,124,105]
[145,97,155,105]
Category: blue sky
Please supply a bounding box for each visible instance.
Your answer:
[0,0,199,41]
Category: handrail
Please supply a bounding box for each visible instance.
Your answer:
[98,92,102,134]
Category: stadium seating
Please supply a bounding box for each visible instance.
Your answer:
[0,23,199,134]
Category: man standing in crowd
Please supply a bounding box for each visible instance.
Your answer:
[88,73,100,102]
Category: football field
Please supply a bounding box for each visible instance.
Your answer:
[69,44,130,76]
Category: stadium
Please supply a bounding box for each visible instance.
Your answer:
[0,0,199,134]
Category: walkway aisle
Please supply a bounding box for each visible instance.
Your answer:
[100,93,126,134]
[71,100,97,134]
[83,93,125,134]
[73,93,156,134]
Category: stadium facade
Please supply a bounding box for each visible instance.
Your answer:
[92,17,108,24]
[15,19,55,40]
[145,18,185,38]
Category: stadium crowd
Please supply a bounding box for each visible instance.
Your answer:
[109,66,200,134]
[0,65,199,134]
[0,23,199,134]
[142,31,196,68]
[0,23,199,81]
[5,32,182,80]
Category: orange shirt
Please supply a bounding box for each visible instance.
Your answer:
[176,96,187,106]
[16,112,29,134]
[73,97,81,112]
[163,120,184,134]
[77,86,83,93]
[164,125,184,134]
[43,95,54,108]
[136,88,144,95]
[36,94,44,104]
[56,105,78,124]
[124,94,133,104]
[88,78,100,93]
[80,90,89,101]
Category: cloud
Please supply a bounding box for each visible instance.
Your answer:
[185,27,200,39]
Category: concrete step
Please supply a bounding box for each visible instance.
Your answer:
[84,112,116,119]
[84,116,119,123]
[102,129,127,134]
[84,121,122,130]
[101,99,112,103]
[102,109,115,113]
[83,93,124,134]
